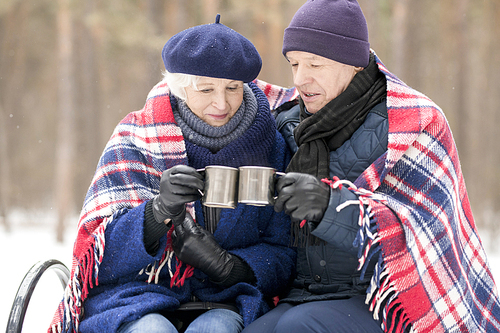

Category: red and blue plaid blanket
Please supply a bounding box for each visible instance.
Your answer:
[341,57,500,332]
[50,54,500,332]
[258,55,500,332]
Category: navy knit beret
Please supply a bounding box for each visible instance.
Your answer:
[162,14,262,82]
[283,0,370,68]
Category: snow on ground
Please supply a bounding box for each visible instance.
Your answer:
[1,220,77,333]
[1,222,500,332]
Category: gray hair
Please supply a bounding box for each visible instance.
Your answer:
[163,71,200,101]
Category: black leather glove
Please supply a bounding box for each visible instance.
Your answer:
[153,165,204,224]
[274,172,330,224]
[171,213,234,284]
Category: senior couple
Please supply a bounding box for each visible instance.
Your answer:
[49,0,500,332]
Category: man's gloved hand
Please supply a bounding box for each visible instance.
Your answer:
[274,172,330,224]
[153,165,204,224]
[171,213,234,283]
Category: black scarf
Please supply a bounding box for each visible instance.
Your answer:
[287,53,387,179]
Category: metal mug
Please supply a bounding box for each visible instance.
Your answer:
[198,166,239,209]
[238,166,285,206]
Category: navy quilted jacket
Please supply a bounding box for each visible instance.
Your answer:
[276,100,388,303]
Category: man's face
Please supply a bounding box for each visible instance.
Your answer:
[286,51,361,114]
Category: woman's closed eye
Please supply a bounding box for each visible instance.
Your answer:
[199,88,213,93]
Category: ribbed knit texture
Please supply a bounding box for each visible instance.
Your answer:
[216,255,256,287]
[282,0,370,67]
[173,84,257,152]
[182,82,277,169]
[143,200,171,255]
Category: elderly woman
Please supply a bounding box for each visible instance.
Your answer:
[48,15,295,333]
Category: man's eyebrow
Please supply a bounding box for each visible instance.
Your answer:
[286,55,321,62]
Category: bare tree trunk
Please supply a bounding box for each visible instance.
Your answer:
[0,104,11,232]
[0,2,29,230]
[78,0,101,191]
[266,0,284,85]
[146,0,164,88]
[454,0,469,166]
[201,0,218,23]
[391,0,410,78]
[166,0,189,33]
[54,0,76,243]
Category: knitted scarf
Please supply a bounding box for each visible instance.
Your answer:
[287,53,386,179]
[257,54,500,332]
[48,80,281,333]
[173,84,258,152]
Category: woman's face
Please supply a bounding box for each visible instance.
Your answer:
[184,77,244,127]
[286,51,361,114]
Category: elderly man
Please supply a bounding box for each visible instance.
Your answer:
[245,0,500,332]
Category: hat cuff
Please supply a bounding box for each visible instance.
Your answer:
[282,27,370,68]
[165,64,259,83]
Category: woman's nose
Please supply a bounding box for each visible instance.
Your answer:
[212,92,227,110]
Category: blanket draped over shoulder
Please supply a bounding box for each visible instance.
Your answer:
[48,80,297,333]
[49,53,500,332]
[336,56,500,332]
[259,55,500,332]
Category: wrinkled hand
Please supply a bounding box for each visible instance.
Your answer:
[153,165,204,224]
[274,172,330,223]
[171,214,234,283]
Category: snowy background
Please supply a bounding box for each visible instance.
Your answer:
[1,214,500,332]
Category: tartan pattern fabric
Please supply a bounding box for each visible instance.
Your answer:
[49,79,190,332]
[48,78,296,333]
[48,53,500,332]
[350,56,500,332]
[253,79,299,110]
[256,54,500,331]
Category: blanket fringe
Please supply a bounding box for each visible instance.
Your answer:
[54,208,125,332]
[143,216,195,288]
[323,177,413,333]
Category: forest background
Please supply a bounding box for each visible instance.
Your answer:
[1,0,500,247]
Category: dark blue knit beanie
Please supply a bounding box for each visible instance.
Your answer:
[162,14,262,82]
[283,0,370,68]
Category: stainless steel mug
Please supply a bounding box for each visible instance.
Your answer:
[199,166,239,209]
[238,166,285,206]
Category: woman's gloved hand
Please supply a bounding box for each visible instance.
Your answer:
[274,172,330,224]
[153,165,204,224]
[171,213,234,283]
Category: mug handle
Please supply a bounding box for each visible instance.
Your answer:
[273,172,286,200]
[195,168,205,196]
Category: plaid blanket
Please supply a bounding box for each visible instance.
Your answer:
[48,79,296,333]
[49,53,500,332]
[49,80,187,332]
[257,55,500,331]
[336,57,500,332]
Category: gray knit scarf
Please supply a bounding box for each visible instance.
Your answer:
[172,84,257,153]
